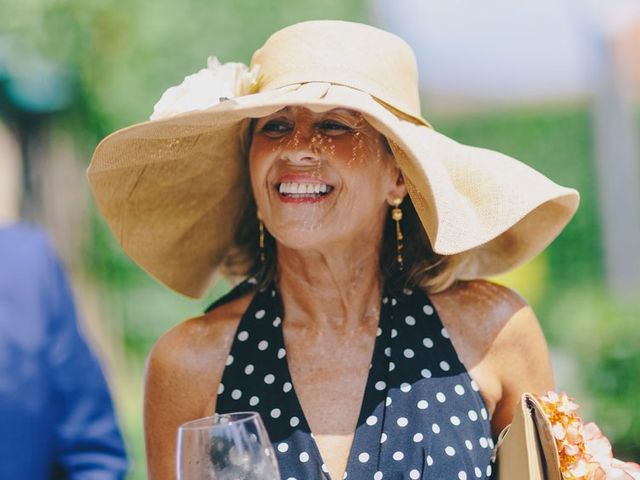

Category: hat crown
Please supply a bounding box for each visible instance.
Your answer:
[251,20,422,118]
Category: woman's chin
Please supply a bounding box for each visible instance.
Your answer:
[278,235,324,251]
[271,230,331,252]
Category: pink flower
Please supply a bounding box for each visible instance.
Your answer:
[557,392,581,415]
[541,391,561,404]
[583,423,640,480]
[535,391,640,480]
[584,423,613,460]
[566,458,591,478]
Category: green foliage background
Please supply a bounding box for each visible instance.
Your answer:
[1,0,638,477]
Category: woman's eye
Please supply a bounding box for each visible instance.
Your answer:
[260,120,292,136]
[318,121,353,134]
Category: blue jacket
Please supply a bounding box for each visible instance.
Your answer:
[0,224,128,479]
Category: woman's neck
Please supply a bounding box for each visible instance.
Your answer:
[276,240,383,332]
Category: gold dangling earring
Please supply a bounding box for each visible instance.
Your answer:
[257,211,265,263]
[391,198,404,271]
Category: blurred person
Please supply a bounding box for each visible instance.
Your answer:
[0,219,128,479]
[88,21,580,479]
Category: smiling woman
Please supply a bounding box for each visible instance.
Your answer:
[87,20,580,480]
[230,107,456,300]
[249,107,406,279]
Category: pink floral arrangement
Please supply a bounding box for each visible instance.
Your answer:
[535,391,640,479]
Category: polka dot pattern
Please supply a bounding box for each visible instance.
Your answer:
[211,279,495,479]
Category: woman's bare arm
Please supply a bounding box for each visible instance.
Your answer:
[488,301,555,436]
[143,295,250,480]
[433,280,555,438]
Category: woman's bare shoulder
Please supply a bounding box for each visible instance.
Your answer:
[143,291,254,479]
[431,278,551,378]
[147,291,253,377]
[434,278,527,311]
[429,278,529,348]
[430,279,554,435]
[442,279,548,365]
[144,290,254,418]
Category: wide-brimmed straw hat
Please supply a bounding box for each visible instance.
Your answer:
[87,20,579,298]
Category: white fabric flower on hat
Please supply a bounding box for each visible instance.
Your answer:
[150,56,259,121]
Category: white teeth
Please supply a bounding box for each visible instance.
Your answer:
[278,182,330,195]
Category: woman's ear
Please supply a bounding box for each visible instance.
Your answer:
[386,170,408,204]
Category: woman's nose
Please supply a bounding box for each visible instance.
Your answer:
[281,124,321,164]
[284,149,319,164]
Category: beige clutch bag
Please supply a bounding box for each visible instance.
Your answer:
[495,393,562,480]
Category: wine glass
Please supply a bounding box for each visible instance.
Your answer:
[177,412,281,480]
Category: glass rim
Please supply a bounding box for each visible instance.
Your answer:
[178,411,261,431]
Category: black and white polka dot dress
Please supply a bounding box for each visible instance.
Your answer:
[210,278,496,479]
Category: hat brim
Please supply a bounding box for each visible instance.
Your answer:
[88,82,579,298]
